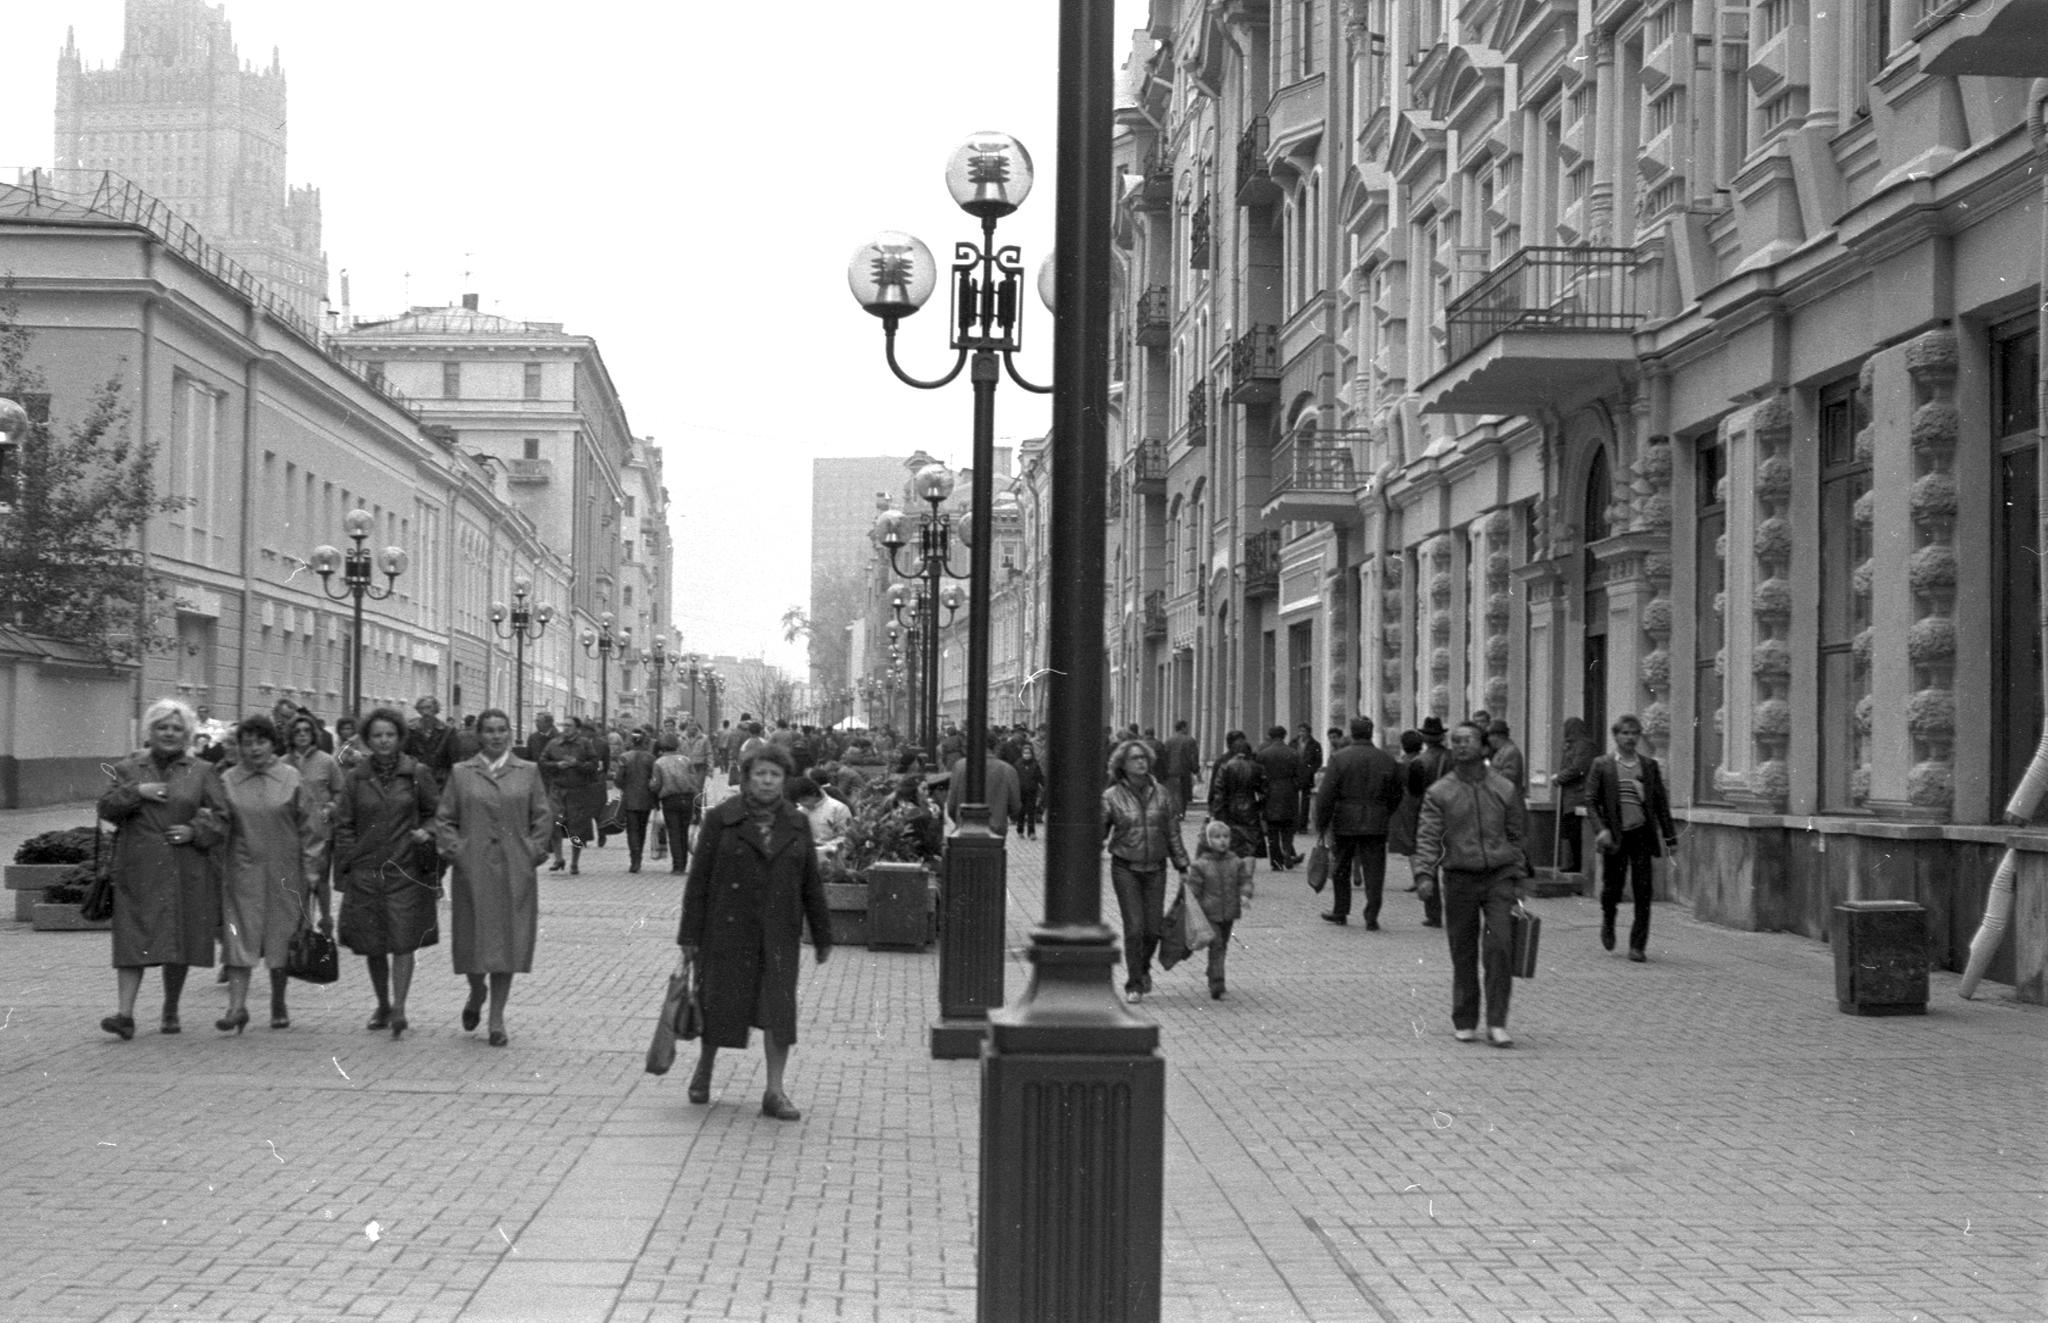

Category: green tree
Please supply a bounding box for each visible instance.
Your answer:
[0,302,187,664]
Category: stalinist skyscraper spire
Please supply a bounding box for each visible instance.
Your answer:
[54,0,327,325]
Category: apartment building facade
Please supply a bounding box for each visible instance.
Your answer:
[1105,0,2046,998]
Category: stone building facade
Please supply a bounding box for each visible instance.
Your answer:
[1102,0,2047,999]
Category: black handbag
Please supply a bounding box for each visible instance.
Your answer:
[1305,838,1331,894]
[284,905,340,984]
[645,952,702,1076]
[77,826,115,921]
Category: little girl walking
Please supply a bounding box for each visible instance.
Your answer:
[1185,819,1256,999]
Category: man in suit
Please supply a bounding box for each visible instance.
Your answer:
[1253,725,1305,869]
[1161,720,1200,815]
[1310,716,1404,928]
[1583,713,1680,962]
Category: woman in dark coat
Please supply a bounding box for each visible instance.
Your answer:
[677,743,832,1120]
[333,707,441,1038]
[434,709,554,1046]
[96,697,230,1038]
[543,716,604,873]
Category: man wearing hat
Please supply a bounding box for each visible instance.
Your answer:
[1402,717,1454,921]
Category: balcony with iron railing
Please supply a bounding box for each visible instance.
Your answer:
[1184,378,1210,447]
[1236,116,1281,207]
[1243,529,1282,598]
[1141,589,1167,639]
[1129,439,1167,495]
[1135,285,1172,347]
[1228,325,1281,404]
[1418,246,1644,416]
[1135,151,1174,212]
[1189,195,1212,270]
[1263,427,1365,526]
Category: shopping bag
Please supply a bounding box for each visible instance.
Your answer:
[1181,890,1216,953]
[1157,889,1193,970]
[645,952,702,1076]
[1509,902,1541,978]
[1305,839,1330,894]
[284,910,340,984]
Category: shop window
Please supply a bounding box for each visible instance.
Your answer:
[1817,377,1870,811]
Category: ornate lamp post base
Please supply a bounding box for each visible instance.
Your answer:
[931,812,1007,1059]
[977,926,1164,1322]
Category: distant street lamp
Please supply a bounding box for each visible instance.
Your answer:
[311,509,409,719]
[579,612,631,733]
[488,575,555,743]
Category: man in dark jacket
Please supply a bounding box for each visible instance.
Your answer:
[1207,733,1266,859]
[1254,726,1304,869]
[404,696,456,789]
[613,729,658,872]
[1486,719,1526,800]
[1161,720,1200,815]
[1583,713,1679,962]
[1401,716,1454,921]
[1411,720,1529,1046]
[1310,716,1404,928]
[1291,723,1323,836]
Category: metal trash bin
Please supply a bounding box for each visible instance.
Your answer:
[866,862,933,951]
[1832,900,1929,1016]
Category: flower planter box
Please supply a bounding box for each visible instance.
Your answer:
[823,867,939,951]
[7,863,78,923]
[32,901,110,932]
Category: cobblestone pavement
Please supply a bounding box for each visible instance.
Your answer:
[0,797,2041,1322]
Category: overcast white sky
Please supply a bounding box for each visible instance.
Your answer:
[0,0,1148,674]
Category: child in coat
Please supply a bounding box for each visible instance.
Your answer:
[1185,818,1256,999]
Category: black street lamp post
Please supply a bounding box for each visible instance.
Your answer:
[488,576,555,744]
[311,508,409,721]
[853,136,1051,1060]
[578,612,631,734]
[976,3,1165,1316]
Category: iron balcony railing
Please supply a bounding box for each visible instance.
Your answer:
[0,168,424,419]
[1189,195,1212,269]
[1236,116,1279,206]
[1243,529,1282,596]
[1135,285,1172,347]
[1131,439,1167,487]
[1137,151,1174,211]
[1185,377,1210,446]
[1228,325,1280,403]
[1272,430,1358,493]
[1444,245,1643,365]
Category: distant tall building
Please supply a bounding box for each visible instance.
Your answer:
[810,456,909,687]
[54,0,327,324]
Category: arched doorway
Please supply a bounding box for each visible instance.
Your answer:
[1582,446,1612,745]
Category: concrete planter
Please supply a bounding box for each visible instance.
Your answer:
[32,901,110,932]
[7,863,80,922]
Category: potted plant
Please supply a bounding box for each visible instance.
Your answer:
[9,827,103,924]
[833,776,944,950]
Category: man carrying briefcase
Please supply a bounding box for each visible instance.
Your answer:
[1410,719,1530,1048]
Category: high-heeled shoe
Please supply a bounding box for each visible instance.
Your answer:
[487,1028,509,1047]
[160,1012,181,1035]
[548,858,566,872]
[760,1091,801,1122]
[461,1000,483,1032]
[100,1014,135,1040]
[367,1006,392,1031]
[687,1061,713,1105]
[389,1015,408,1040]
[216,1008,249,1035]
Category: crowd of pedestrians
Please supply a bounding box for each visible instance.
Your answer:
[1095,708,1679,1046]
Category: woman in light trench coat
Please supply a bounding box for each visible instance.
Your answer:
[433,708,553,1047]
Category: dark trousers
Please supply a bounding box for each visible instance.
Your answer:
[623,809,652,868]
[1019,802,1042,836]
[1263,821,1296,869]
[659,794,696,874]
[1329,833,1389,922]
[1110,859,1168,988]
[1443,868,1517,1030]
[1556,802,1584,873]
[1207,919,1234,990]
[1601,824,1658,952]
